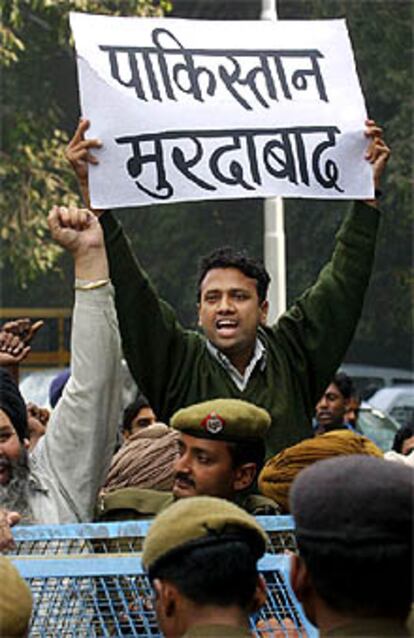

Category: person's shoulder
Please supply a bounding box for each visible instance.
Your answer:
[326,618,410,637]
[96,488,173,521]
[241,493,282,515]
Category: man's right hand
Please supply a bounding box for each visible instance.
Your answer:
[48,205,109,281]
[48,205,104,255]
[66,118,102,213]
[0,509,21,553]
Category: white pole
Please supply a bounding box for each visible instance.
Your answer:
[260,0,277,21]
[260,0,286,324]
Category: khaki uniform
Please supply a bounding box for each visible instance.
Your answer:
[325,618,411,637]
[97,487,280,521]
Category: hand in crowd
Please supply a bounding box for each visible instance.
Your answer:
[1,318,44,345]
[27,403,49,451]
[256,616,305,637]
[364,119,391,189]
[0,509,21,553]
[48,204,109,281]
[0,318,44,367]
[48,205,104,254]
[66,118,102,212]
[27,403,50,428]
[0,331,31,366]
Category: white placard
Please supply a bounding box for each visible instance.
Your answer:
[70,13,373,208]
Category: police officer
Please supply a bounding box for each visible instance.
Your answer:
[289,455,413,636]
[142,496,268,638]
[98,398,280,520]
[0,556,32,637]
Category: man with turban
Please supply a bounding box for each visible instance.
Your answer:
[259,429,382,512]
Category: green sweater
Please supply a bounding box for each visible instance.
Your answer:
[101,201,380,458]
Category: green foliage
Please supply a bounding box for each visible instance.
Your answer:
[1,0,171,285]
[279,0,413,366]
[0,119,76,285]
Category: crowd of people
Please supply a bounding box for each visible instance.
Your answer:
[0,117,412,637]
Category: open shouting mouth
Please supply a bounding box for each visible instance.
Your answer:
[215,319,238,337]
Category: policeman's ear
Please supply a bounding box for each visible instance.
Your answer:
[232,463,257,492]
[23,438,30,450]
[249,574,267,613]
[197,302,202,327]
[290,553,312,603]
[259,300,269,326]
[290,553,317,626]
[153,579,177,619]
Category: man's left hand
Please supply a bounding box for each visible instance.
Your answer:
[364,119,391,189]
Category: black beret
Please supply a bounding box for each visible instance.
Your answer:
[0,369,28,443]
[290,455,413,547]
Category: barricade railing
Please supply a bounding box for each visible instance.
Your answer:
[11,516,297,556]
[11,518,316,638]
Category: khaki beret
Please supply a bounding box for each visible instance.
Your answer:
[170,398,270,443]
[0,556,32,637]
[142,495,268,573]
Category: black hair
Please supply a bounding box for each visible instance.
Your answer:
[227,440,266,479]
[150,539,259,609]
[197,247,271,304]
[334,371,355,400]
[297,538,412,619]
[392,422,414,453]
[122,393,150,433]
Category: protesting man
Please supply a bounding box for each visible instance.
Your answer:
[0,205,122,549]
[67,119,390,458]
[98,398,280,520]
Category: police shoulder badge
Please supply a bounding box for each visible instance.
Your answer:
[201,411,225,435]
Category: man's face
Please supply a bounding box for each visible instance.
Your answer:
[315,383,347,431]
[402,435,414,456]
[172,433,240,500]
[128,406,157,436]
[0,409,26,485]
[344,396,360,428]
[198,268,268,371]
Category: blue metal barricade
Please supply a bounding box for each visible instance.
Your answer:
[11,517,297,556]
[11,518,316,637]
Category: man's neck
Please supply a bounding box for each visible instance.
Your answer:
[312,597,391,636]
[228,348,255,375]
[184,603,251,633]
